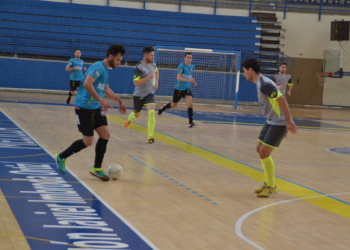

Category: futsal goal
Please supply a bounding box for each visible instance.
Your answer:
[154,46,241,109]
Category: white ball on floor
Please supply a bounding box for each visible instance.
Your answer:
[108,164,123,180]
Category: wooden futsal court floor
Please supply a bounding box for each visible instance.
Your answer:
[0,91,350,250]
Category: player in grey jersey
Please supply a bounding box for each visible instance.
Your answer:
[242,58,297,198]
[124,46,159,144]
[272,62,294,97]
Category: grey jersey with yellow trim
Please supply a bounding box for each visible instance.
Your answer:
[272,73,293,96]
[257,75,286,125]
[133,61,158,97]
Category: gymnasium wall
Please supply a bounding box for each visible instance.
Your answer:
[42,0,350,106]
[275,12,350,106]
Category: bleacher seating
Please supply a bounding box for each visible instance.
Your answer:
[0,0,261,63]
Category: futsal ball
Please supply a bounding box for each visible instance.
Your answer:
[108,164,123,180]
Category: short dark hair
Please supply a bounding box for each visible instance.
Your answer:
[75,49,81,52]
[185,52,192,57]
[241,58,260,74]
[106,44,126,58]
[142,46,154,55]
[279,62,287,67]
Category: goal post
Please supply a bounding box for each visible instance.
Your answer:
[154,46,241,109]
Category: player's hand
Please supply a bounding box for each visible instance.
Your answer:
[118,100,127,114]
[148,72,155,79]
[279,85,286,89]
[74,66,80,70]
[189,77,196,83]
[286,119,297,134]
[83,67,87,71]
[192,82,197,86]
[287,91,291,96]
[99,99,113,113]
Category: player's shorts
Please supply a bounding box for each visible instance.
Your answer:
[75,106,108,136]
[173,88,193,103]
[133,93,156,113]
[70,80,82,91]
[258,123,287,148]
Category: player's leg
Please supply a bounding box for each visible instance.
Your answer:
[145,94,156,144]
[89,108,110,181]
[184,89,195,127]
[55,107,94,174]
[255,123,270,193]
[255,140,267,193]
[125,96,142,128]
[158,89,181,115]
[67,81,75,105]
[257,124,287,198]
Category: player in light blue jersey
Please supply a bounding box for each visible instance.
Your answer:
[158,53,197,128]
[55,44,127,181]
[65,49,86,104]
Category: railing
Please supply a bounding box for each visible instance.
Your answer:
[101,0,350,20]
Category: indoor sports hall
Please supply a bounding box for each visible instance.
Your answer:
[0,0,350,249]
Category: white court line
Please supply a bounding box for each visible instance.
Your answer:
[24,104,34,109]
[235,192,350,250]
[2,110,159,250]
[50,241,68,245]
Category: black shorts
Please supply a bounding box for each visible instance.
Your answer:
[258,123,287,148]
[75,106,108,136]
[70,80,82,91]
[173,89,193,103]
[133,93,156,113]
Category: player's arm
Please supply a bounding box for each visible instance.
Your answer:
[84,75,112,112]
[287,77,294,96]
[105,86,126,114]
[133,66,153,86]
[277,96,297,134]
[154,67,159,92]
[176,73,195,83]
[65,61,79,71]
[261,81,297,134]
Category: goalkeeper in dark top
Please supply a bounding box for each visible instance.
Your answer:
[158,53,197,128]
[241,58,297,198]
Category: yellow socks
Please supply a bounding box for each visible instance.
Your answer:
[128,112,138,122]
[148,110,155,139]
[260,156,275,188]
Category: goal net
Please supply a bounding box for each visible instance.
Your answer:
[154,46,241,109]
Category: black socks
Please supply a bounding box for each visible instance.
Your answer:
[94,138,109,168]
[60,139,87,159]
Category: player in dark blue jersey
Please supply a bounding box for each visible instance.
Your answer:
[158,53,197,128]
[55,44,127,181]
[65,49,86,104]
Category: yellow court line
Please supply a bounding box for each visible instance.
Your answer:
[118,116,350,130]
[108,115,350,218]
